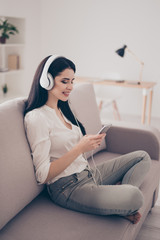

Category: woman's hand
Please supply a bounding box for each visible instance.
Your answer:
[77,133,106,153]
[44,133,106,183]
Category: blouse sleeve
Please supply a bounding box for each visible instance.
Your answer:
[24,111,51,184]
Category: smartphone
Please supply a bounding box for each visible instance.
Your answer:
[97,124,112,134]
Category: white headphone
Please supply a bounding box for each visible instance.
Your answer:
[40,55,59,90]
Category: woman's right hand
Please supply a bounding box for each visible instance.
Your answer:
[77,134,106,153]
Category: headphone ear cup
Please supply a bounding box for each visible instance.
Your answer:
[47,73,54,90]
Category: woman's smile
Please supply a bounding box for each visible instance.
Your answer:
[62,91,71,97]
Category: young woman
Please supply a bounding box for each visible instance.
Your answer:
[24,55,151,224]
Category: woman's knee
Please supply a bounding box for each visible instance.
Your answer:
[127,186,144,211]
[139,150,151,170]
[138,150,151,161]
[133,150,151,170]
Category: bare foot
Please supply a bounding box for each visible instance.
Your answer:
[124,212,141,224]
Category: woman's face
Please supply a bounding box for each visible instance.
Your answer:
[49,68,75,102]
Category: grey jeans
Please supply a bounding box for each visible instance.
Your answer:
[47,150,151,216]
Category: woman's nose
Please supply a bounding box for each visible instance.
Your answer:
[66,82,73,90]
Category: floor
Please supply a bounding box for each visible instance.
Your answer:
[99,108,160,240]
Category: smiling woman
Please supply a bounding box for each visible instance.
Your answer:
[24,55,151,225]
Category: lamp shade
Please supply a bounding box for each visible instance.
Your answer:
[115,45,127,57]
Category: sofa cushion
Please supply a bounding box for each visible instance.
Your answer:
[0,98,44,230]
[69,83,106,158]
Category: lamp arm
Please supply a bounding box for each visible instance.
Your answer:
[126,47,144,83]
[126,48,144,65]
[139,61,144,83]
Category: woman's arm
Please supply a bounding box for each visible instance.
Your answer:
[24,112,52,184]
[25,111,105,184]
[44,134,105,183]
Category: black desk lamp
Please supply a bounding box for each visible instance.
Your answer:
[115,45,144,84]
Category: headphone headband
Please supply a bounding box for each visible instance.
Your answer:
[40,54,59,90]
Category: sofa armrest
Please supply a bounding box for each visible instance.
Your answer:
[106,126,160,160]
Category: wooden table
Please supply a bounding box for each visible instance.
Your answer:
[75,77,156,124]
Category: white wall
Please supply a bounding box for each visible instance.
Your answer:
[0,0,42,94]
[1,0,159,119]
[40,0,160,119]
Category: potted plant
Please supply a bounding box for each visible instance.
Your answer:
[0,18,19,44]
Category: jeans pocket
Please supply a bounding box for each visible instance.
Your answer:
[61,179,75,190]
[55,180,75,207]
[47,184,61,202]
[47,176,76,204]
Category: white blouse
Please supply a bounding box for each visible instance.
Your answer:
[24,105,88,185]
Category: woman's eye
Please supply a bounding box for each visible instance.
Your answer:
[61,80,74,84]
[62,81,68,84]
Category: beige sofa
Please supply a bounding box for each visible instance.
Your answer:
[0,83,160,240]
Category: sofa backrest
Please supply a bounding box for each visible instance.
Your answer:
[0,83,105,229]
[69,83,106,156]
[0,98,44,230]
